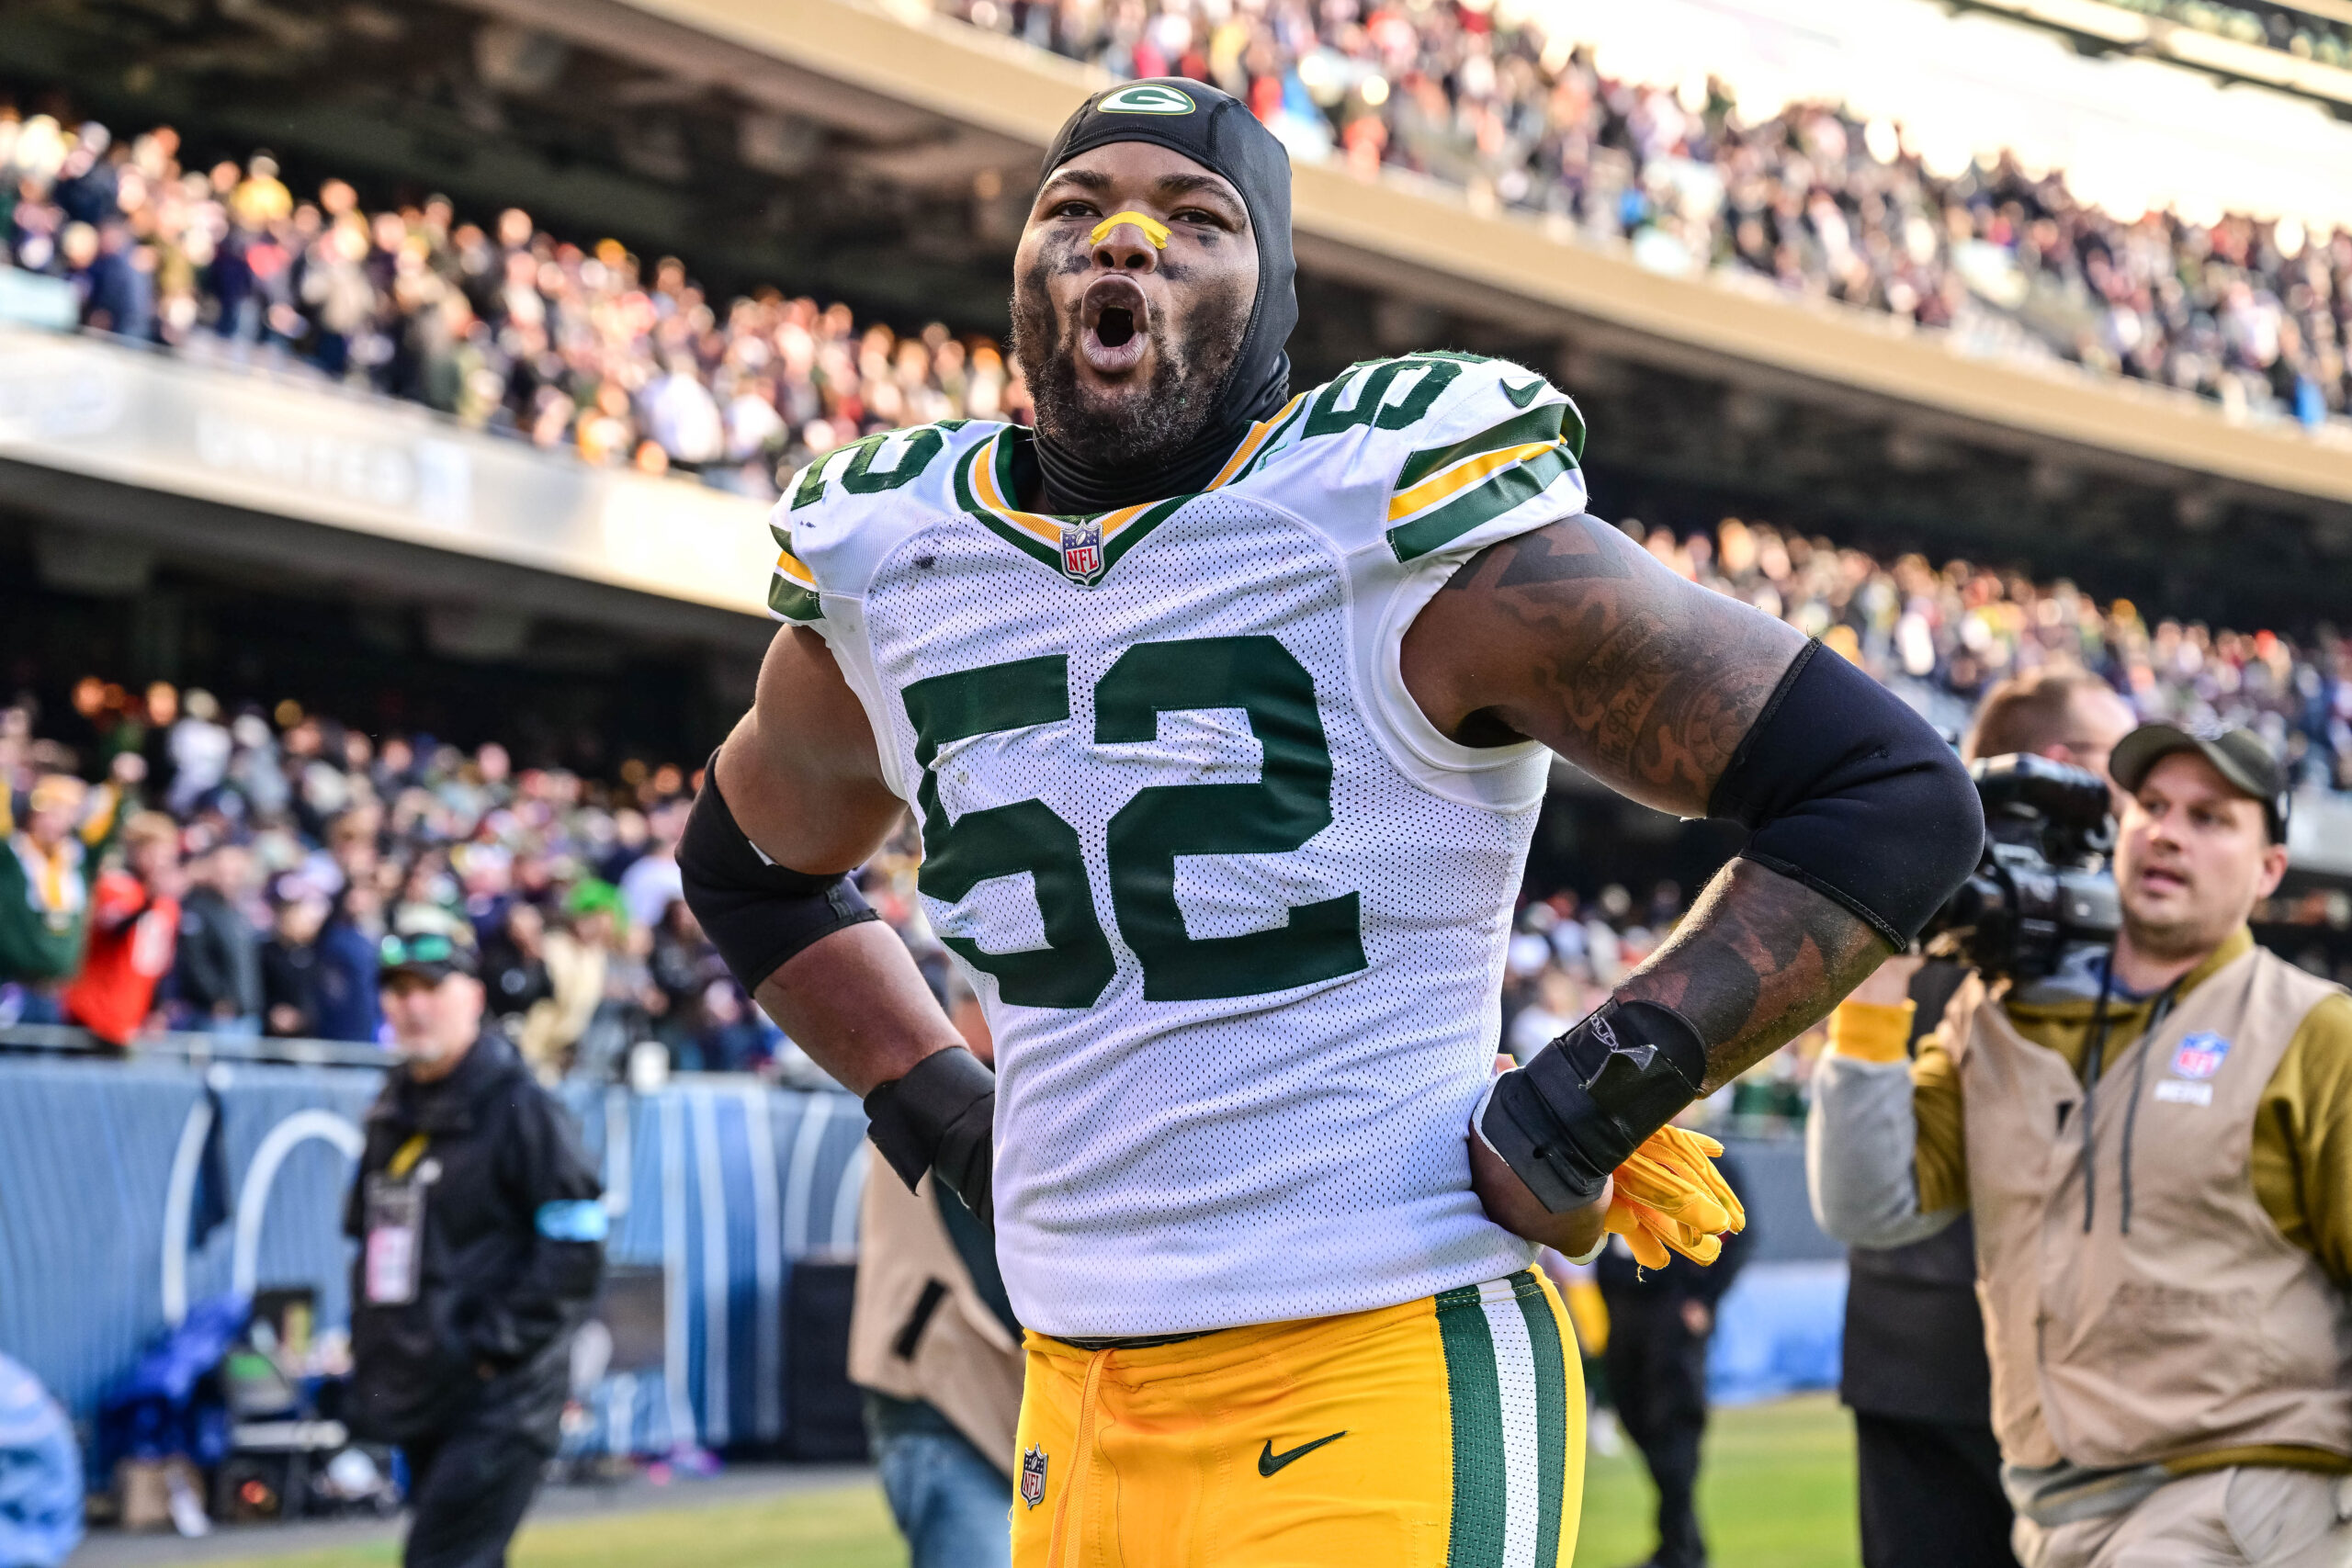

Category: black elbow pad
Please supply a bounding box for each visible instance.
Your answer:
[1709,642,1984,948]
[678,751,879,990]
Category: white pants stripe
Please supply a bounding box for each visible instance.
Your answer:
[1479,1275,1544,1568]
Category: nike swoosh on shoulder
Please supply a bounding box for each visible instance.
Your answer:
[1500,378,1546,408]
[1258,1431,1348,1477]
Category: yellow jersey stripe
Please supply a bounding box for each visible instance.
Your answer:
[1205,393,1307,491]
[971,434,1067,544]
[775,549,818,589]
[1388,440,1561,523]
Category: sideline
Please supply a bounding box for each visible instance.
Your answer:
[67,1462,876,1567]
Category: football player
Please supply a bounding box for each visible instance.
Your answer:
[683,80,1982,1567]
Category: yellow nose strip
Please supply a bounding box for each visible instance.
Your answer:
[1089,210,1170,249]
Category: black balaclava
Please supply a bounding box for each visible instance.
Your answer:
[1024,79,1297,513]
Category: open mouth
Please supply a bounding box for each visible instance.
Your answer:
[1080,277,1150,374]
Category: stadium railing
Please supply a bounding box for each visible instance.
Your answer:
[0,1022,392,1072]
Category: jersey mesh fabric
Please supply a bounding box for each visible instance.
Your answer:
[787,359,1588,1336]
[866,495,1539,1337]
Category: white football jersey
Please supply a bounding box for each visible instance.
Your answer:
[771,354,1589,1337]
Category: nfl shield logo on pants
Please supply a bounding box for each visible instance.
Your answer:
[1059,522,1102,582]
[1021,1445,1048,1508]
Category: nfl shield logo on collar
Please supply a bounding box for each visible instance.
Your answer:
[2172,1032,2232,1080]
[1021,1445,1048,1508]
[1059,522,1103,584]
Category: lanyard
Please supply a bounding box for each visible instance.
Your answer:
[2077,955,2181,1235]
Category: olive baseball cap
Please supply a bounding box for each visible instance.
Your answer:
[2109,722,2291,843]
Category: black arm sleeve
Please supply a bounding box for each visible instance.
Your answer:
[678,751,879,992]
[1707,640,1984,949]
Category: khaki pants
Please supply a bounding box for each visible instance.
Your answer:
[2015,1469,2352,1568]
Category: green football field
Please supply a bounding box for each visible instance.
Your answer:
[193,1393,1858,1568]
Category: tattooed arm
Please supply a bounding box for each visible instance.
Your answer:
[1401,516,1896,1092]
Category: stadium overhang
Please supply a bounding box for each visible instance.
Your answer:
[0,326,776,654]
[571,0,2352,523]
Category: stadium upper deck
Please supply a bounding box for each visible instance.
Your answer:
[4,0,2350,631]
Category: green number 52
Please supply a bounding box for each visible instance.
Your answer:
[900,637,1367,1008]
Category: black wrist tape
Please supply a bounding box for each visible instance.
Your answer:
[1480,998,1708,1213]
[864,1046,997,1229]
[678,750,879,991]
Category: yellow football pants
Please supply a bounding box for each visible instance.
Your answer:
[1012,1269,1583,1568]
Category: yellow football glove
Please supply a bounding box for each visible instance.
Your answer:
[1604,1124,1746,1269]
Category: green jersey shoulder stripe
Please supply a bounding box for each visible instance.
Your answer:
[1395,403,1574,492]
[768,571,823,623]
[1386,445,1577,564]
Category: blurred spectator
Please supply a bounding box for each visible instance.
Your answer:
[479,900,553,1027]
[617,800,687,933]
[1597,1144,1754,1568]
[691,981,771,1075]
[315,880,385,1045]
[164,690,230,817]
[648,898,721,1062]
[260,874,332,1039]
[61,812,182,1045]
[1506,964,1588,1062]
[173,841,262,1037]
[518,882,628,1079]
[0,775,93,1024]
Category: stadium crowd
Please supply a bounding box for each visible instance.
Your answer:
[0,108,1030,500]
[8,39,2352,462]
[938,0,2352,428]
[0,683,786,1070]
[5,519,2345,1073]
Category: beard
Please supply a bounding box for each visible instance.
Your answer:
[1010,259,1251,475]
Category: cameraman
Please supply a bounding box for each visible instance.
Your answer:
[1810,723,2352,1568]
[1831,668,2135,1568]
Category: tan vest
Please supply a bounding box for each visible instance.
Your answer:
[847,1169,1024,1475]
[1953,945,2352,1471]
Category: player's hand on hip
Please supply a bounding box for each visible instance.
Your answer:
[1467,1129,1611,1260]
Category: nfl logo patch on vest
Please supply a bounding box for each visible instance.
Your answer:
[1021,1445,1048,1508]
[2172,1032,2232,1080]
[1059,522,1102,583]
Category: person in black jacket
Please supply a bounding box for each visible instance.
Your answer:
[175,841,263,1035]
[1595,1144,1753,1568]
[345,930,604,1568]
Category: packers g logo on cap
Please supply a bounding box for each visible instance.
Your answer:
[1096,83,1195,114]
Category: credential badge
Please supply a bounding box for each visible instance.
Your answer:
[1021,1445,1048,1508]
[1059,521,1103,583]
[2171,1032,2232,1081]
